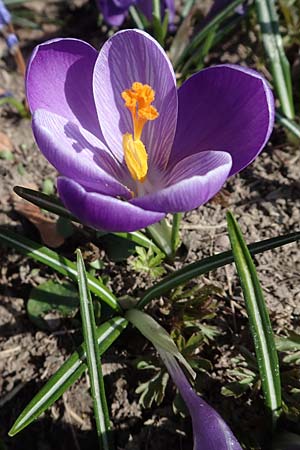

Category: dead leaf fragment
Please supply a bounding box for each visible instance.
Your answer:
[13,190,65,248]
[0,131,13,152]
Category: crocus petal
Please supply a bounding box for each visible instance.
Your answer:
[170,65,274,176]
[33,109,131,198]
[159,349,242,450]
[97,0,133,26]
[57,177,165,232]
[93,29,178,170]
[26,38,101,137]
[131,151,232,213]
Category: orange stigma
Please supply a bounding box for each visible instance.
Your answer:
[121,82,159,182]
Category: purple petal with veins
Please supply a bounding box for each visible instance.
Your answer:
[26,29,274,232]
[159,349,243,450]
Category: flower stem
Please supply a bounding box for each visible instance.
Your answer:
[146,218,173,258]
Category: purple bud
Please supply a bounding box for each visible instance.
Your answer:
[6,32,18,50]
[0,0,11,27]
[159,349,243,450]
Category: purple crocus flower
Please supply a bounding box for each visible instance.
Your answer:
[97,0,175,27]
[159,348,242,450]
[6,32,18,50]
[26,30,274,232]
[0,0,11,29]
[206,0,246,21]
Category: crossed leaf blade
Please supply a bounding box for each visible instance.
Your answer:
[9,316,127,436]
[0,228,121,312]
[76,249,111,449]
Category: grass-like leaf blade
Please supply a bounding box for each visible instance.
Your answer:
[14,186,77,221]
[255,0,294,119]
[137,230,300,308]
[275,111,300,139]
[9,316,127,436]
[115,231,157,250]
[76,249,111,449]
[0,227,121,312]
[175,0,244,72]
[227,211,282,424]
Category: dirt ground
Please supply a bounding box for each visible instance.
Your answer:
[0,2,300,449]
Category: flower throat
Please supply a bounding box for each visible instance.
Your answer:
[121,82,159,183]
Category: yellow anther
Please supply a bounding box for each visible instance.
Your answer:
[121,82,159,183]
[123,133,148,183]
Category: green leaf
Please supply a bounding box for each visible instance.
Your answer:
[115,230,157,250]
[221,378,255,398]
[27,280,79,330]
[137,229,300,309]
[42,178,54,196]
[188,357,213,372]
[147,218,173,257]
[0,150,14,161]
[275,111,300,139]
[130,246,166,279]
[136,370,169,408]
[76,250,111,449]
[171,213,182,256]
[126,309,195,379]
[227,211,282,425]
[275,331,300,352]
[181,0,196,18]
[175,0,244,72]
[0,96,28,118]
[9,316,127,436]
[181,25,217,74]
[255,0,295,119]
[0,227,121,312]
[129,5,145,30]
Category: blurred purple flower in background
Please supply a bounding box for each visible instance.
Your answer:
[26,30,274,232]
[159,348,242,450]
[0,0,11,29]
[6,32,18,50]
[0,1,19,55]
[97,0,175,27]
[207,0,246,19]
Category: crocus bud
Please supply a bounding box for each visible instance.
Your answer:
[6,32,18,51]
[0,0,11,29]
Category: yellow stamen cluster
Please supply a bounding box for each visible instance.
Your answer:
[121,82,159,183]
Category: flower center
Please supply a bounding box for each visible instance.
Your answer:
[121,82,159,183]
